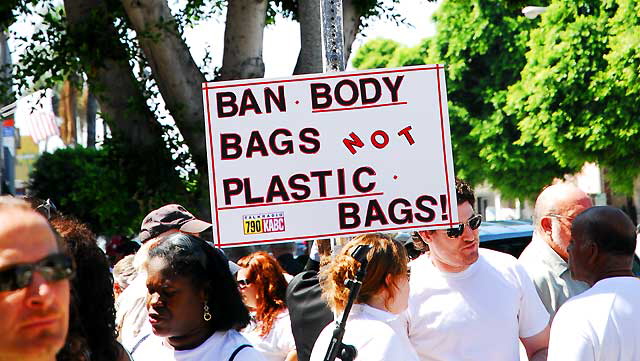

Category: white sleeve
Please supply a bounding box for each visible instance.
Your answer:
[274,315,297,353]
[515,262,551,338]
[547,305,595,361]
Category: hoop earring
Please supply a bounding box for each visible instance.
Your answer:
[203,303,212,321]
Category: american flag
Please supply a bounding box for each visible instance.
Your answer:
[26,109,59,143]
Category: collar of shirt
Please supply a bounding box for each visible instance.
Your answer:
[530,233,569,277]
[349,303,398,323]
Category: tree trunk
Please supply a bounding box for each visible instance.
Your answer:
[64,0,184,208]
[293,0,323,75]
[120,0,209,174]
[342,0,361,64]
[633,175,640,224]
[65,0,168,151]
[86,89,97,148]
[59,79,77,145]
[218,0,267,80]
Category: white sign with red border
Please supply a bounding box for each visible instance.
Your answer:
[202,65,458,247]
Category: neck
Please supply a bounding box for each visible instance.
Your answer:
[167,326,214,351]
[538,232,568,261]
[592,268,634,285]
[590,256,634,285]
[366,294,389,313]
[429,254,470,273]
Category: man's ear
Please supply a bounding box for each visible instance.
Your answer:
[586,239,599,265]
[540,216,553,235]
[418,230,433,244]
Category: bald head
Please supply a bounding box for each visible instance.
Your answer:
[534,183,593,259]
[572,206,636,257]
[535,184,592,229]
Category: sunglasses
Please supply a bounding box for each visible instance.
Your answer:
[237,279,252,287]
[35,198,58,220]
[446,214,482,238]
[0,253,74,292]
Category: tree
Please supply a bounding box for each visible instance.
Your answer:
[507,0,640,219]
[354,1,572,199]
[4,0,404,230]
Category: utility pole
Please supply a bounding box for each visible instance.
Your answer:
[320,0,346,72]
[0,31,11,194]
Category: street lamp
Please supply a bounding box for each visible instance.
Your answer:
[522,6,548,19]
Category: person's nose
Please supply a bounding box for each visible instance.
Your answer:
[26,271,58,310]
[148,292,163,308]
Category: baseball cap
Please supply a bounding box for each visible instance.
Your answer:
[139,204,212,243]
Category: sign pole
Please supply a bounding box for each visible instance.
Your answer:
[320,0,346,72]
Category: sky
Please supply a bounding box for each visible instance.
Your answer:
[183,0,441,78]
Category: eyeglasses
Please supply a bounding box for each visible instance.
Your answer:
[446,214,482,238]
[547,213,575,222]
[237,279,252,288]
[0,253,74,292]
[35,199,58,220]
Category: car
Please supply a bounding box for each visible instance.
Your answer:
[478,220,534,258]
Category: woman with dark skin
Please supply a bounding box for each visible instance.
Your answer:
[131,233,265,361]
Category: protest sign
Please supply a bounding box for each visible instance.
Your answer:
[202,65,458,247]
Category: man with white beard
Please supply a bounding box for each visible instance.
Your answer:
[519,183,593,318]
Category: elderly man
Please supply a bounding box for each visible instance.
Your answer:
[519,183,593,317]
[406,179,550,361]
[0,197,73,361]
[548,206,640,360]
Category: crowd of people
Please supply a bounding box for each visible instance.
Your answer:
[0,178,639,361]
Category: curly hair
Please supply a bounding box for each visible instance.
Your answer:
[148,233,251,332]
[237,251,288,337]
[51,216,120,361]
[320,233,408,312]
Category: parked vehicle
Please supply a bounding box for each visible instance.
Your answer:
[479,220,533,258]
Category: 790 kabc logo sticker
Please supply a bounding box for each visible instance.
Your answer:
[243,212,286,235]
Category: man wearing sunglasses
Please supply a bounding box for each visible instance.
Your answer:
[519,183,593,318]
[404,179,550,361]
[0,197,73,361]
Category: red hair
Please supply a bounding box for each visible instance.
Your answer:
[237,251,288,337]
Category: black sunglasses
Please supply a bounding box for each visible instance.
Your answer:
[0,253,74,292]
[237,279,252,287]
[446,214,482,238]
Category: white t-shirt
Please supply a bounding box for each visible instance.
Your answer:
[548,277,640,361]
[310,304,419,361]
[131,329,266,361]
[404,249,550,361]
[241,310,296,361]
[117,271,150,350]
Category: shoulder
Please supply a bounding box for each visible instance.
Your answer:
[220,330,266,361]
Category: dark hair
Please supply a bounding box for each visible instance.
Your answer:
[148,233,250,331]
[572,206,636,256]
[51,216,120,361]
[455,178,475,206]
[412,178,475,251]
[237,252,288,337]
